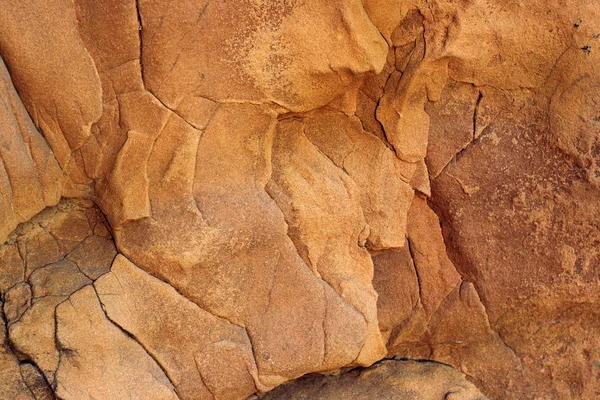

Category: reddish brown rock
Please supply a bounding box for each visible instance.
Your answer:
[421,3,600,395]
[1,0,599,398]
[372,246,419,343]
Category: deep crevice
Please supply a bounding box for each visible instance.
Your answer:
[472,90,483,138]
[405,237,424,307]
[19,360,56,400]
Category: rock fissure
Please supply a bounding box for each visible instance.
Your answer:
[90,284,183,400]
[472,90,483,139]
[405,237,424,306]
[2,1,600,398]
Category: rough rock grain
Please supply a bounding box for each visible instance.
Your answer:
[1,0,599,398]
[257,359,487,400]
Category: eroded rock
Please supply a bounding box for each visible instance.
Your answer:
[257,359,488,400]
[0,0,599,398]
[54,286,178,399]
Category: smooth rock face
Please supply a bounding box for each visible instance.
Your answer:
[0,0,599,399]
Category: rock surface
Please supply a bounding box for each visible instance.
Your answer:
[256,359,488,400]
[0,0,599,399]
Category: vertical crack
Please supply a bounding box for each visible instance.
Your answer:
[134,0,145,89]
[406,237,423,306]
[264,253,280,314]
[53,294,75,389]
[473,91,483,139]
[0,303,14,351]
[19,360,56,400]
[243,326,265,389]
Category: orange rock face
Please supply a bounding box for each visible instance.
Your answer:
[0,0,599,399]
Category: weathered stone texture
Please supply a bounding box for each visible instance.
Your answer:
[257,359,487,400]
[1,0,599,399]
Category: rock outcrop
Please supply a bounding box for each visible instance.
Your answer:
[1,0,599,399]
[256,359,488,400]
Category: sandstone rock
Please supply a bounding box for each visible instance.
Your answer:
[3,283,31,325]
[0,57,62,244]
[0,244,24,295]
[1,200,117,384]
[0,305,35,400]
[0,0,599,398]
[65,235,116,280]
[268,115,385,365]
[302,109,414,250]
[0,0,103,162]
[17,229,63,279]
[427,84,600,398]
[95,255,260,399]
[372,195,527,399]
[18,362,55,400]
[114,102,385,384]
[423,3,600,394]
[9,259,92,380]
[425,82,480,179]
[418,282,525,398]
[257,359,488,400]
[139,0,387,113]
[372,246,419,343]
[0,355,38,400]
[54,286,178,399]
